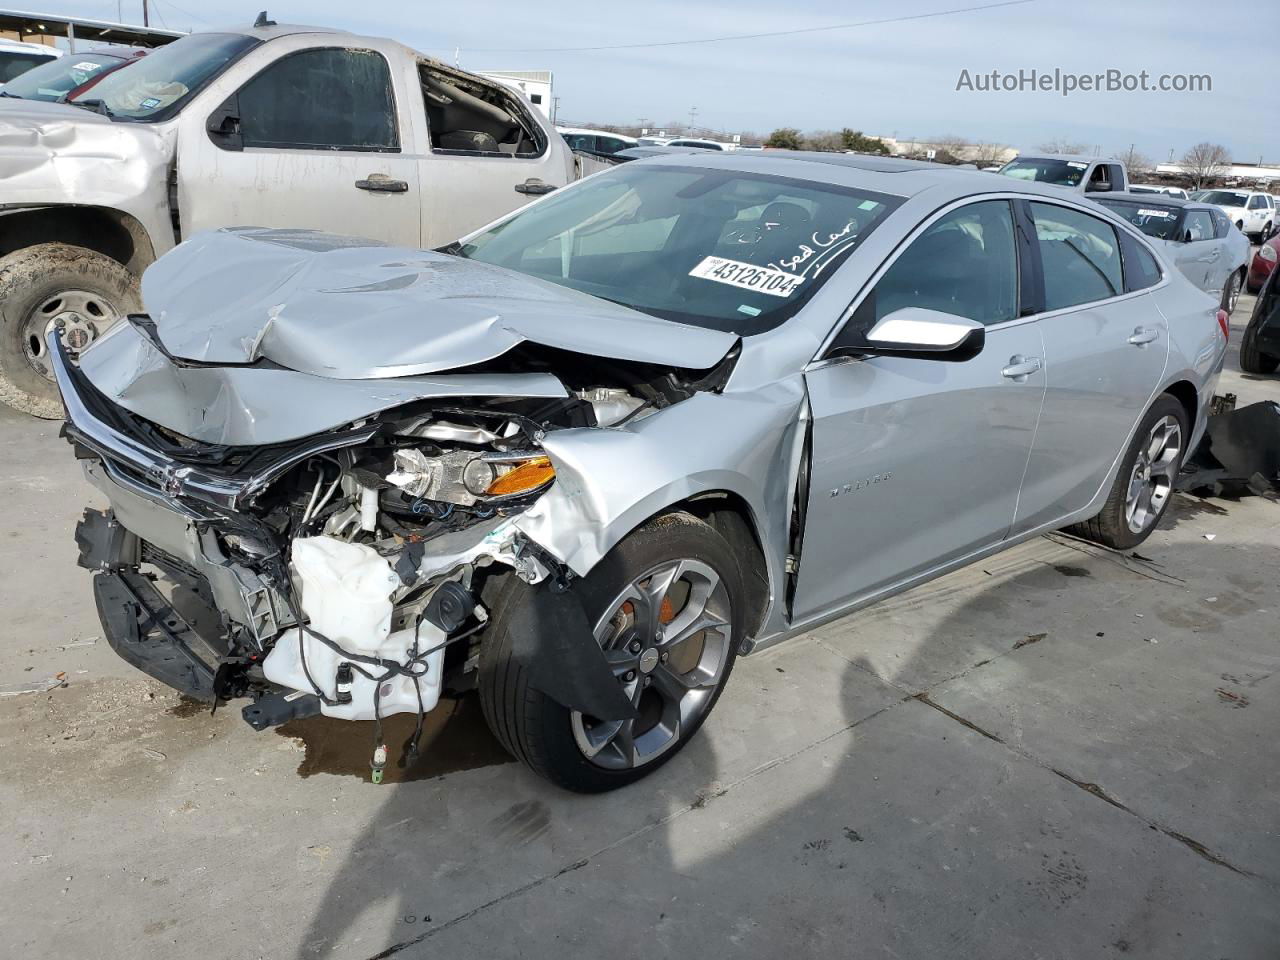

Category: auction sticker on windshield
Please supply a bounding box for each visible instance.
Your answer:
[690,256,804,297]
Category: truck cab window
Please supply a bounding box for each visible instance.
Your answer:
[237,48,398,151]
[420,64,543,157]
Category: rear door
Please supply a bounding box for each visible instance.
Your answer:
[792,199,1045,621]
[177,43,422,247]
[1011,200,1169,533]
[1177,209,1222,295]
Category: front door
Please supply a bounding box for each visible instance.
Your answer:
[1013,201,1169,532]
[178,46,422,247]
[793,199,1045,622]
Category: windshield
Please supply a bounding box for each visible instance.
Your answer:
[456,164,902,334]
[1196,191,1249,207]
[0,49,57,83]
[1,52,122,101]
[998,158,1089,187]
[69,33,257,120]
[1097,199,1182,240]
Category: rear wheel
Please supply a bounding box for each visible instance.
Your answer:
[1221,269,1243,313]
[0,244,139,419]
[478,513,743,792]
[1067,395,1188,550]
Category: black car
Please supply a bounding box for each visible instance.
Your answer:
[1241,254,1280,374]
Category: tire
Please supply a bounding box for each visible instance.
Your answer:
[0,244,140,419]
[1221,269,1243,313]
[478,512,744,793]
[1239,313,1280,374]
[1067,395,1189,550]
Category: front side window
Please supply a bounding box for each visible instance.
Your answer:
[851,200,1018,330]
[1184,210,1215,241]
[68,32,257,120]
[561,133,596,152]
[0,52,121,101]
[458,164,902,334]
[421,64,542,156]
[237,48,397,151]
[1030,202,1123,310]
[1248,196,1266,210]
[0,51,56,83]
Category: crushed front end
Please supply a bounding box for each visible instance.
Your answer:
[52,329,653,739]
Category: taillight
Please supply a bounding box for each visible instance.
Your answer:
[1216,309,1230,341]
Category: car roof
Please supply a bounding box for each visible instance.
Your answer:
[621,149,1119,203]
[0,38,61,55]
[557,127,637,140]
[1100,192,1192,208]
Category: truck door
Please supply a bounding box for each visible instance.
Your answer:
[413,63,572,246]
[177,45,422,247]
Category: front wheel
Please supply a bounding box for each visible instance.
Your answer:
[478,513,743,792]
[0,244,140,419]
[1067,395,1188,550]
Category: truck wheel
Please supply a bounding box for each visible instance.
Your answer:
[1239,314,1280,374]
[478,512,743,793]
[1066,395,1188,550]
[0,244,139,419]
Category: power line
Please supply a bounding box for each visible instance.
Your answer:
[442,0,1036,54]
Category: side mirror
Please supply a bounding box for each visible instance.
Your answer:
[1181,229,1195,243]
[828,307,986,362]
[1087,181,1112,193]
[206,97,243,151]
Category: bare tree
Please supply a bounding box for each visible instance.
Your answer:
[970,141,1009,167]
[804,130,845,152]
[1037,138,1090,155]
[1180,142,1231,189]
[1117,145,1154,177]
[932,134,971,161]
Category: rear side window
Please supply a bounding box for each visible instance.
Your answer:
[1212,209,1231,239]
[855,200,1019,327]
[237,48,398,151]
[1029,202,1123,310]
[1119,231,1163,292]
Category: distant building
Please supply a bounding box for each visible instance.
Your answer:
[478,70,553,119]
[873,136,1018,166]
[1154,161,1279,185]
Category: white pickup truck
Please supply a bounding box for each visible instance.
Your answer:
[0,19,577,417]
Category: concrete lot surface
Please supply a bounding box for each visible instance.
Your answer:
[1,295,1277,959]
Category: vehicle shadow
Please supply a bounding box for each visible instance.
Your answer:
[293,509,1280,959]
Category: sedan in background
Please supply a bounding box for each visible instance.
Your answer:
[1097,193,1250,311]
[664,137,728,150]
[0,38,59,83]
[54,153,1226,791]
[1247,234,1278,293]
[0,47,145,102]
[558,126,638,157]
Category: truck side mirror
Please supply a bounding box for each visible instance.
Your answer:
[206,97,243,152]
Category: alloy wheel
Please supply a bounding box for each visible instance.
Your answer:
[571,558,732,770]
[1124,415,1182,534]
[1226,272,1241,313]
[21,289,123,382]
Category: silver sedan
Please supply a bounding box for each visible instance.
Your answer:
[54,153,1228,791]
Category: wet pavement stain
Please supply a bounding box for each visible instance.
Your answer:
[1052,565,1092,578]
[277,694,513,783]
[166,696,208,719]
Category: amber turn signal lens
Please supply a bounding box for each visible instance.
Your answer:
[486,456,555,496]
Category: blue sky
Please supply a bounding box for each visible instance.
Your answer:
[59,0,1276,160]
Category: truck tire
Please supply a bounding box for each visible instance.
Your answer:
[0,244,139,419]
[1239,314,1280,374]
[478,512,744,793]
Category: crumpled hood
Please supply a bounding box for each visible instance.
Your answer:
[142,228,739,378]
[0,98,169,203]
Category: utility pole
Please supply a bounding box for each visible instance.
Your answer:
[142,0,149,26]
[551,96,560,124]
[688,106,698,135]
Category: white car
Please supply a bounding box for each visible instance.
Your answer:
[664,137,729,151]
[1129,184,1189,200]
[1191,189,1276,242]
[0,38,60,84]
[557,127,638,156]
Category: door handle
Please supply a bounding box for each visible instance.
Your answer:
[355,175,409,193]
[514,178,557,196]
[1127,327,1159,346]
[1001,355,1042,381]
